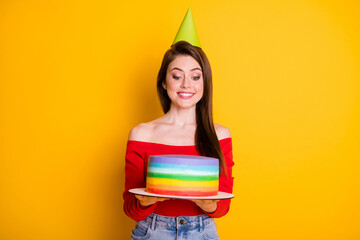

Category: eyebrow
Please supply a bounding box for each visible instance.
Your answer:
[170,67,202,72]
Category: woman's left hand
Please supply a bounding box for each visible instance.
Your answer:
[192,200,219,213]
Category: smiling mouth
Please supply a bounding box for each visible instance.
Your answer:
[177,92,195,99]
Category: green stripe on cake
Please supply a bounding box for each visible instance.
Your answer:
[147,172,218,181]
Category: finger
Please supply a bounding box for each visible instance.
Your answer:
[157,197,169,202]
[135,195,143,200]
[157,199,164,202]
[192,200,211,203]
[192,199,219,205]
[161,197,170,200]
[202,200,219,203]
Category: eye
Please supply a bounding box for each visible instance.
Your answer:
[192,76,201,81]
[172,75,181,80]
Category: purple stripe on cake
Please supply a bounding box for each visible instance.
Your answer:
[149,155,219,166]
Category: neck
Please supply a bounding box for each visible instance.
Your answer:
[163,104,197,126]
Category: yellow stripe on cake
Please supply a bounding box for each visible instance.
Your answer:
[146,177,218,187]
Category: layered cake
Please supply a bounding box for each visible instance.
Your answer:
[146,155,219,196]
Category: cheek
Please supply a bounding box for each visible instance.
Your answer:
[166,79,182,92]
[196,81,204,94]
[164,81,177,98]
[163,79,174,92]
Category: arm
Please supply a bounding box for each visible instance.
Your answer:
[123,140,158,221]
[200,136,234,218]
[123,126,171,221]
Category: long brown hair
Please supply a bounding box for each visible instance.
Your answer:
[157,41,227,174]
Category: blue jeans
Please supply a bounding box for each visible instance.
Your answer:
[130,213,219,240]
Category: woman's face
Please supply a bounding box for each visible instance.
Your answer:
[163,55,204,110]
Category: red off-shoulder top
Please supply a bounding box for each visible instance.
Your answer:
[123,138,234,221]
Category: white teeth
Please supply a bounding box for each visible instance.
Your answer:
[178,93,193,97]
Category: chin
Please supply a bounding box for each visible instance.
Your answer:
[175,101,199,109]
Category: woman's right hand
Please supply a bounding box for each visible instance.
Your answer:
[135,195,169,207]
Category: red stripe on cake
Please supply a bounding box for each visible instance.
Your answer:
[146,188,218,197]
[146,183,217,192]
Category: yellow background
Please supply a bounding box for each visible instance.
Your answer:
[1,0,359,239]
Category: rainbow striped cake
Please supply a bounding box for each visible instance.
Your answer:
[146,155,219,196]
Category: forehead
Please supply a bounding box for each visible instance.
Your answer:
[168,55,202,71]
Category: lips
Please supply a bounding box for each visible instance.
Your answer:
[177,92,195,99]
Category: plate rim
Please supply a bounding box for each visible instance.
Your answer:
[129,188,234,200]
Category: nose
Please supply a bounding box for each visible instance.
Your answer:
[180,76,190,88]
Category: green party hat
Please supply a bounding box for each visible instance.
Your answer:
[172,8,201,48]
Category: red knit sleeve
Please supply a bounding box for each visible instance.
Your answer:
[123,141,157,221]
[205,138,234,218]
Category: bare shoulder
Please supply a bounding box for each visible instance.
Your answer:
[214,124,231,140]
[128,122,155,141]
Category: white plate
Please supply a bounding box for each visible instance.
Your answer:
[129,188,234,200]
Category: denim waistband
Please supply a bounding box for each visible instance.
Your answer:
[143,213,213,231]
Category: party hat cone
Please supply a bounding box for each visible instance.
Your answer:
[172,8,201,48]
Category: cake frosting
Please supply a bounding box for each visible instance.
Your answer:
[146,155,219,196]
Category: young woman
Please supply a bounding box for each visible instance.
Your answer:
[123,41,234,240]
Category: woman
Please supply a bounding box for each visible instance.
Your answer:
[123,41,234,240]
